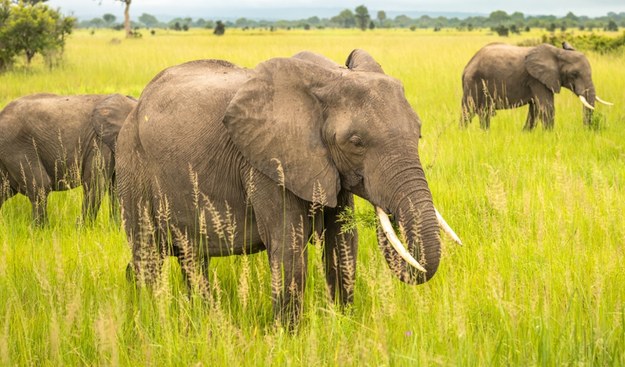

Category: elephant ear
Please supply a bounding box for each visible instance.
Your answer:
[292,51,342,70]
[223,58,341,207]
[345,49,384,73]
[525,44,561,93]
[92,94,137,152]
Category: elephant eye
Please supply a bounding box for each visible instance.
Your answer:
[349,135,364,147]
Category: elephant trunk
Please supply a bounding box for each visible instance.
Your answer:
[580,87,596,126]
[373,157,441,284]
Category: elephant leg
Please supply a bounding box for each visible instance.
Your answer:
[250,175,312,328]
[0,164,16,210]
[478,108,491,130]
[523,101,539,131]
[20,161,51,227]
[529,83,555,130]
[460,95,475,127]
[179,257,210,298]
[81,148,108,223]
[29,185,49,226]
[81,180,104,225]
[172,231,210,299]
[107,178,120,224]
[538,102,555,130]
[126,201,163,289]
[4,157,50,225]
[322,189,357,307]
[102,147,120,223]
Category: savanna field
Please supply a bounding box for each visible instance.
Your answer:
[1,28,624,365]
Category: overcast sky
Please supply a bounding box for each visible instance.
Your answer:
[47,0,625,20]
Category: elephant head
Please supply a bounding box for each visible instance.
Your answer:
[525,43,612,125]
[92,94,137,152]
[224,50,444,283]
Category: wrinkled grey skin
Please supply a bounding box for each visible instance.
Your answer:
[461,43,597,130]
[110,50,441,327]
[0,94,137,225]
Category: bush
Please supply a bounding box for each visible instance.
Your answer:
[492,25,509,37]
[214,20,225,36]
[539,31,625,54]
[0,0,75,71]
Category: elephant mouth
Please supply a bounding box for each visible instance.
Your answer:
[375,205,461,274]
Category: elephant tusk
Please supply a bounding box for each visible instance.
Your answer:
[596,96,614,106]
[375,207,427,273]
[579,95,595,110]
[435,208,463,246]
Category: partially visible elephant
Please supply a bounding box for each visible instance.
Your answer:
[107,49,460,327]
[461,42,612,130]
[0,93,137,225]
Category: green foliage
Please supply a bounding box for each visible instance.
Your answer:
[102,13,115,24]
[137,12,157,27]
[213,20,225,35]
[0,1,74,70]
[337,206,377,234]
[354,5,370,31]
[489,10,511,24]
[541,31,625,53]
[72,8,625,32]
[331,9,356,29]
[492,25,509,36]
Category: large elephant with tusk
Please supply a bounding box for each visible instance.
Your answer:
[106,49,460,327]
[461,42,612,130]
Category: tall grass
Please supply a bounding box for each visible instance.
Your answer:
[1,28,624,365]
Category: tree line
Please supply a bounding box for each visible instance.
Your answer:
[77,6,625,33]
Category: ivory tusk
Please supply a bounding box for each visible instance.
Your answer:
[375,207,427,273]
[579,95,595,110]
[596,96,613,106]
[435,208,463,246]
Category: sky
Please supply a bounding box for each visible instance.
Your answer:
[47,0,625,21]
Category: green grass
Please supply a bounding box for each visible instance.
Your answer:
[1,28,624,365]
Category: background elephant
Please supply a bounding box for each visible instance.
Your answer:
[0,93,137,225]
[108,50,456,327]
[461,42,612,130]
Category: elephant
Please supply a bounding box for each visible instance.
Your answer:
[460,42,612,130]
[105,49,460,327]
[0,93,137,225]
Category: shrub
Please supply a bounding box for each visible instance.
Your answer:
[214,20,225,36]
[0,0,75,71]
[539,31,625,54]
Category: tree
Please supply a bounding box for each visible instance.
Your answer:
[0,0,13,69]
[194,18,206,28]
[8,3,55,63]
[213,20,225,35]
[354,5,370,31]
[489,10,510,25]
[377,10,386,26]
[0,1,74,69]
[102,13,115,25]
[493,25,509,36]
[510,11,524,23]
[115,0,131,38]
[607,20,618,31]
[82,17,104,28]
[331,9,355,28]
[138,13,158,28]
